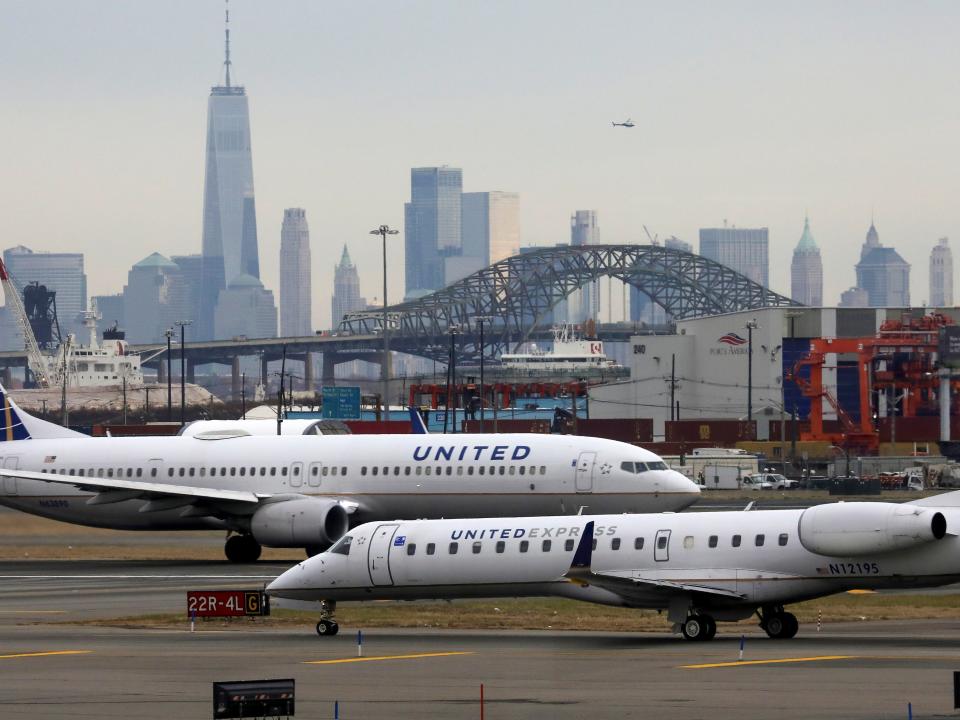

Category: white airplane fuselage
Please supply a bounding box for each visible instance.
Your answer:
[268,501,960,626]
[0,433,699,532]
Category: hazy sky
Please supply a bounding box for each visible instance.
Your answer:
[2,1,959,327]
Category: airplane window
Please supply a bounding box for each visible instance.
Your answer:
[221,468,227,476]
[635,462,649,473]
[416,467,422,476]
[519,466,525,476]
[709,535,718,548]
[472,542,482,554]
[230,468,236,477]
[372,466,378,476]
[755,534,765,547]
[404,467,411,476]
[98,469,105,477]
[449,542,459,555]
[649,462,668,470]
[239,467,246,477]
[592,539,598,550]
[77,469,84,476]
[425,467,432,476]
[496,541,505,553]
[539,466,546,474]
[519,540,529,553]
[657,536,668,550]
[683,536,694,549]
[620,462,634,473]
[189,468,195,477]
[330,467,337,476]
[69,469,76,476]
[150,469,157,478]
[426,543,436,555]
[270,468,276,476]
[732,535,742,547]
[323,467,329,477]
[311,467,319,476]
[250,467,256,476]
[406,543,416,556]
[779,533,789,547]
[199,468,205,477]
[467,467,474,476]
[446,467,452,476]
[436,466,442,476]
[611,538,621,551]
[341,467,347,475]
[542,540,552,552]
[457,467,463,476]
[634,537,644,550]
[509,466,515,475]
[478,466,485,475]
[329,535,352,556]
[126,469,132,478]
[105,469,112,478]
[383,467,389,476]
[489,466,495,475]
[260,468,266,476]
[529,466,535,475]
[90,468,95,476]
[281,467,288,476]
[394,467,400,476]
[565,539,574,551]
[498,466,505,475]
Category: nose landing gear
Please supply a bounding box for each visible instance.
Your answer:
[681,613,717,641]
[760,606,799,639]
[315,600,339,637]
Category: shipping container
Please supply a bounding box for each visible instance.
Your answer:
[665,419,756,444]
[574,418,653,443]
[462,419,551,434]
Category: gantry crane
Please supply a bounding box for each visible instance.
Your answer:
[0,258,52,388]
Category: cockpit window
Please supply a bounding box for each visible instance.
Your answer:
[635,462,648,472]
[329,535,352,556]
[620,462,634,473]
[648,461,668,471]
[623,461,664,473]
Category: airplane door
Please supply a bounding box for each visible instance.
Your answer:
[2,456,18,496]
[307,462,322,488]
[575,452,596,492]
[654,529,671,562]
[289,462,303,488]
[368,524,399,586]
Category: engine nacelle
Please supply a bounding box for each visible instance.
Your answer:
[798,502,947,557]
[249,496,350,549]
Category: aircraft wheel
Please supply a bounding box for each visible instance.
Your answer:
[681,616,708,641]
[702,615,717,641]
[224,534,262,563]
[780,612,799,639]
[763,612,786,639]
[316,619,339,637]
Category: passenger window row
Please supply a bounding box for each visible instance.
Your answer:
[361,465,547,477]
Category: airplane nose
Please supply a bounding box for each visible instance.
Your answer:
[266,561,312,598]
[671,470,701,495]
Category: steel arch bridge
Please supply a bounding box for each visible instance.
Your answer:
[339,244,801,362]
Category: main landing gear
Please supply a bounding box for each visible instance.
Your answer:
[224,534,262,563]
[759,606,799,639]
[681,614,717,641]
[315,600,339,637]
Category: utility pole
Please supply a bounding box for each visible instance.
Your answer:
[669,353,677,422]
[241,371,246,419]
[746,318,758,427]
[369,224,399,419]
[175,320,192,427]
[448,325,460,434]
[474,316,492,432]
[164,328,174,421]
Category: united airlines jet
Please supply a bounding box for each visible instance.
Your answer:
[0,385,700,562]
[268,494,958,638]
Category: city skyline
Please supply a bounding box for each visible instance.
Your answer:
[2,2,959,328]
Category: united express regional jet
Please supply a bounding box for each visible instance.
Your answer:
[0,385,700,562]
[268,495,958,638]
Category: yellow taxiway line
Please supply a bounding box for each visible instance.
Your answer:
[0,650,91,660]
[305,651,473,665]
[682,655,856,669]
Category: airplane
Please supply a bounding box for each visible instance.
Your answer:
[0,384,700,563]
[267,494,958,638]
[612,119,635,128]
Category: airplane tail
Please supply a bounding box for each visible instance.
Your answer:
[409,406,429,434]
[0,383,87,441]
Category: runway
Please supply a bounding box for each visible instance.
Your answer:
[2,561,960,718]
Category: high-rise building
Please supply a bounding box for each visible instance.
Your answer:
[279,208,312,336]
[839,286,869,308]
[171,254,202,330]
[630,237,692,324]
[462,191,521,267]
[214,275,277,340]
[790,216,823,306]
[699,226,769,287]
[121,253,191,344]
[91,293,125,340]
[199,7,260,340]
[331,245,367,330]
[404,166,462,298]
[854,222,910,306]
[2,245,87,338]
[570,210,600,322]
[930,237,953,307]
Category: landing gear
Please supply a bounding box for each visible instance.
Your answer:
[681,614,717,641]
[315,600,339,637]
[224,534,262,563]
[760,606,799,639]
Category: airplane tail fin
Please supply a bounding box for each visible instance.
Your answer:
[0,383,86,441]
[571,520,594,570]
[409,406,429,434]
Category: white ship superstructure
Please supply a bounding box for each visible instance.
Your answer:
[501,324,621,371]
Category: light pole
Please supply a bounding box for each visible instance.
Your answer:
[746,318,758,427]
[448,325,460,433]
[241,371,246,419]
[474,316,492,432]
[370,224,399,418]
[164,328,174,421]
[175,320,192,427]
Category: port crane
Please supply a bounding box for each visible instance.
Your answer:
[0,258,53,388]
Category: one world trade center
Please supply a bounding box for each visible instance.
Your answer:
[199,5,260,340]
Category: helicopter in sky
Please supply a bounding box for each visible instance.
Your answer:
[612,118,635,128]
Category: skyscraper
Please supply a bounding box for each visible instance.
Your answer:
[790,216,823,306]
[3,245,87,339]
[121,253,190,344]
[854,222,910,306]
[199,7,259,340]
[699,226,769,287]
[930,237,953,307]
[570,210,600,322]
[404,166,462,298]
[331,246,366,329]
[279,209,312,336]
[214,275,277,340]
[462,191,521,267]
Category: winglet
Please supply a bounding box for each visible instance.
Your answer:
[409,406,429,434]
[571,520,594,571]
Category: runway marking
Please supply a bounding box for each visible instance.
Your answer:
[0,650,91,660]
[682,655,856,669]
[305,651,473,665]
[846,589,876,594]
[0,610,66,614]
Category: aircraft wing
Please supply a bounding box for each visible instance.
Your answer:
[564,520,743,602]
[0,467,261,512]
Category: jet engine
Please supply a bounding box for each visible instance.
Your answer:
[249,496,350,549]
[798,502,947,557]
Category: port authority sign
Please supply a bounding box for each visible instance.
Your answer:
[940,327,960,369]
[322,386,361,419]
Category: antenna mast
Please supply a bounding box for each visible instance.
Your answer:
[224,0,232,87]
